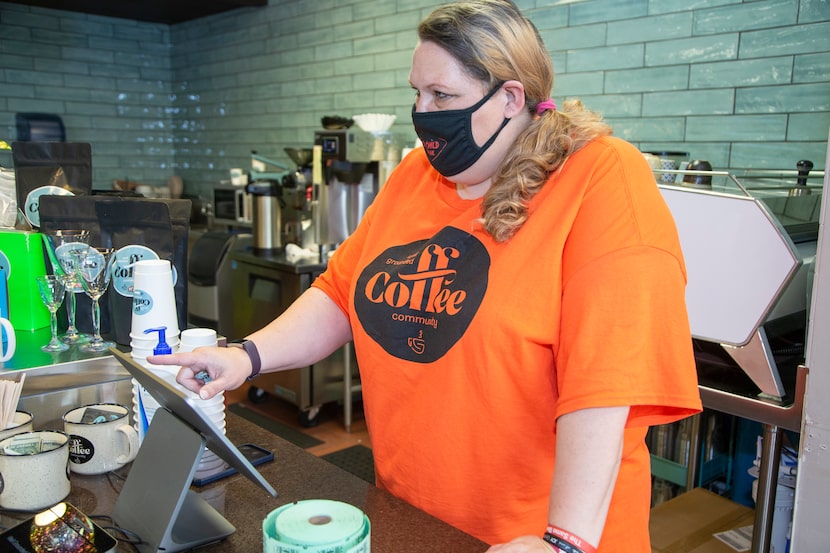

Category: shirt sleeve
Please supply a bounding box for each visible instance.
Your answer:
[553,139,702,426]
[556,246,702,426]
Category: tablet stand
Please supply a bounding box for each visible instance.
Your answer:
[113,407,235,553]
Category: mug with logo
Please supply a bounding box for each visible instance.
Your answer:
[0,430,70,511]
[0,411,34,441]
[63,403,139,475]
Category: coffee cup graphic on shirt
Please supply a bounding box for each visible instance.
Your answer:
[354,227,489,363]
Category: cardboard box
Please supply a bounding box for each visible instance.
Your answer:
[650,488,755,553]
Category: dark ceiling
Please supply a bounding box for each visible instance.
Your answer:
[6,0,268,25]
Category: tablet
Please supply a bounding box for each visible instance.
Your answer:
[109,348,277,497]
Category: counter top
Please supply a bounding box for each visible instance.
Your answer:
[0,410,488,553]
[231,247,328,274]
[0,327,118,371]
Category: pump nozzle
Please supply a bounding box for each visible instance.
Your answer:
[144,326,172,355]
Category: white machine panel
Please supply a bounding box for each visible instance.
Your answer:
[661,186,799,346]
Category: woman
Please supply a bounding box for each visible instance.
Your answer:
[150,1,701,551]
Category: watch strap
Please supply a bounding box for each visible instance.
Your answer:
[232,340,261,381]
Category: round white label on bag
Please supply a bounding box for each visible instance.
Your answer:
[112,245,159,297]
[23,185,74,228]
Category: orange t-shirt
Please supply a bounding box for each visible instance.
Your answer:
[313,136,702,549]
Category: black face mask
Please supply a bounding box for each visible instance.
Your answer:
[412,82,510,178]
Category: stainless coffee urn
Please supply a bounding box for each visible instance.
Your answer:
[248,151,291,253]
[247,180,283,253]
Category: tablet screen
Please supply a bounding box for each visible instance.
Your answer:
[109,348,276,497]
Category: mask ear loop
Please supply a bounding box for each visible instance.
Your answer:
[465,81,510,155]
[462,81,508,113]
[477,116,511,152]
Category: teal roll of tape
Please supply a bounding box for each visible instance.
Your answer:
[263,499,370,553]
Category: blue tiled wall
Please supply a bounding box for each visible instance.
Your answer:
[0,2,173,192]
[0,0,827,200]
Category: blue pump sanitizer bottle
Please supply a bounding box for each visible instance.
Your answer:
[134,326,172,442]
[144,326,172,355]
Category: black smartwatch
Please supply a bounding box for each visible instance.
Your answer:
[230,340,261,381]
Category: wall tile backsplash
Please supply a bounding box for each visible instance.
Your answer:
[0,0,828,201]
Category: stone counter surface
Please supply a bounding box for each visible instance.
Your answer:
[0,410,488,553]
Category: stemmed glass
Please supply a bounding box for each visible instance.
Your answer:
[36,275,69,352]
[43,230,91,344]
[71,246,116,353]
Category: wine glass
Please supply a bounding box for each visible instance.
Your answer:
[71,246,116,353]
[43,230,91,344]
[36,275,69,352]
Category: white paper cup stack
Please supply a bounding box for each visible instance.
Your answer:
[129,324,179,433]
[175,327,225,471]
[131,260,180,338]
[129,329,180,361]
[191,388,227,474]
[130,364,225,448]
[128,323,226,469]
[131,365,178,443]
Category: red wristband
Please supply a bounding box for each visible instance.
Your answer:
[543,525,597,553]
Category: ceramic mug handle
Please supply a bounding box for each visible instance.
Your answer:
[116,424,140,464]
[0,318,15,362]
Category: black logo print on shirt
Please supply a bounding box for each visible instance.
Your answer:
[354,226,489,363]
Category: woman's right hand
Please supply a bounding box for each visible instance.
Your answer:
[147,346,252,400]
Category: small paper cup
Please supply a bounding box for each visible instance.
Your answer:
[180,328,218,349]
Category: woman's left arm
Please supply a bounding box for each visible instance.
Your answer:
[487,405,629,553]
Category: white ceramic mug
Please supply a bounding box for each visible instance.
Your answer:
[0,411,34,441]
[63,403,139,475]
[0,430,70,511]
[0,317,15,362]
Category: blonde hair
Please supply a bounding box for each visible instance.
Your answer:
[418,0,612,242]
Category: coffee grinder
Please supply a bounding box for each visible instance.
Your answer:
[281,147,315,247]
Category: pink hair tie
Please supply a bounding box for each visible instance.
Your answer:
[536,99,557,115]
